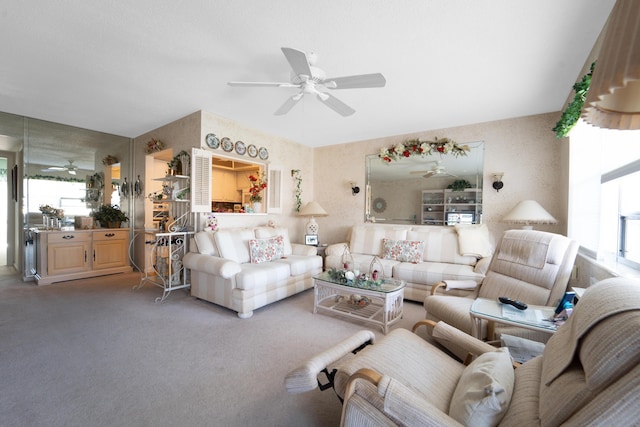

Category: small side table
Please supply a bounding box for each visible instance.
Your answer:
[469,298,557,339]
[314,245,327,269]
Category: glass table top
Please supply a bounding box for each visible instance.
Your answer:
[314,270,405,293]
[470,298,558,332]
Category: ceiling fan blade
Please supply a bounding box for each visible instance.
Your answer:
[325,73,386,89]
[281,47,312,78]
[42,167,65,172]
[317,93,355,116]
[228,81,297,88]
[410,170,431,175]
[274,94,302,115]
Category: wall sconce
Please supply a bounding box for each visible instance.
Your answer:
[492,173,504,192]
[350,182,360,196]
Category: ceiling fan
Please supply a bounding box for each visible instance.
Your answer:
[42,159,78,175]
[228,47,386,116]
[410,161,457,179]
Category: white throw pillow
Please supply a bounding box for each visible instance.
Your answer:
[454,224,492,258]
[449,348,515,427]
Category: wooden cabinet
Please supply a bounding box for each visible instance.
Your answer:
[421,189,482,225]
[92,230,129,270]
[34,229,132,285]
[47,232,91,276]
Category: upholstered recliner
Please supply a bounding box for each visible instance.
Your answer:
[424,229,578,355]
[285,278,640,426]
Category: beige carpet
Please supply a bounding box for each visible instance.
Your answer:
[0,268,428,427]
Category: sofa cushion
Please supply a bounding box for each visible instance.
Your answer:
[213,228,255,263]
[393,261,484,287]
[249,236,285,264]
[254,226,293,255]
[449,348,515,427]
[350,225,409,256]
[194,230,218,256]
[454,224,492,258]
[235,262,291,291]
[408,228,477,266]
[382,238,425,263]
[274,254,322,276]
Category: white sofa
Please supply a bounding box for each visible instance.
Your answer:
[183,226,322,318]
[324,224,493,302]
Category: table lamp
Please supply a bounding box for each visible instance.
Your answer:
[299,201,328,235]
[502,200,557,230]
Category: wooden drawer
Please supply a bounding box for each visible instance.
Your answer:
[92,230,129,241]
[47,232,91,244]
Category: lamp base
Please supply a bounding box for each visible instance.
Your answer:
[306,217,319,235]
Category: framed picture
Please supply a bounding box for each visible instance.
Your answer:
[305,234,319,246]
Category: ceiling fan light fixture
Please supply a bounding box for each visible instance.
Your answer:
[228,47,385,116]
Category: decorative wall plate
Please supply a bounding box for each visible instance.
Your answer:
[205,133,220,149]
[221,137,234,152]
[247,144,258,158]
[258,147,269,160]
[235,140,246,155]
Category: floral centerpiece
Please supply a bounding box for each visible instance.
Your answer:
[379,137,470,163]
[39,204,64,218]
[248,173,267,203]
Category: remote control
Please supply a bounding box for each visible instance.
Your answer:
[498,297,528,310]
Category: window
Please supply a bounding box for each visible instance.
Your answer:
[601,164,640,269]
[569,120,640,273]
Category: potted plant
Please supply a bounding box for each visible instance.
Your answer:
[91,204,129,228]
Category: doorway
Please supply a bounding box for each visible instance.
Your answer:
[0,157,7,265]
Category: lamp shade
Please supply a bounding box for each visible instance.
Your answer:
[583,0,640,130]
[502,200,557,229]
[298,201,328,217]
[299,201,328,236]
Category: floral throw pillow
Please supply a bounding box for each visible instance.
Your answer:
[249,235,285,264]
[382,238,425,263]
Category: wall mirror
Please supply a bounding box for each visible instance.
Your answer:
[365,141,484,225]
[0,111,131,276]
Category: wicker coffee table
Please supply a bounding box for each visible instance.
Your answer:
[313,270,405,334]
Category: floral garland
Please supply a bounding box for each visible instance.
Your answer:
[146,138,165,154]
[291,169,302,212]
[379,137,470,163]
[248,173,267,203]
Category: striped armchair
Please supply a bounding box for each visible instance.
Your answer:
[287,278,640,426]
[424,229,579,358]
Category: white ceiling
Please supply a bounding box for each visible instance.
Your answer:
[0,1,615,148]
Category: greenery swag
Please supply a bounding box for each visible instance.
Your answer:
[553,62,595,139]
[291,169,302,212]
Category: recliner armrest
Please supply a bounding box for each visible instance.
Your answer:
[430,320,498,359]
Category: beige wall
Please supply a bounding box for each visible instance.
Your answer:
[133,110,568,250]
[314,112,567,245]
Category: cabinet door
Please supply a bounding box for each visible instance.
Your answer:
[92,231,129,270]
[47,242,90,275]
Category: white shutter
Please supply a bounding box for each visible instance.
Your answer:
[191,148,212,212]
[267,167,282,213]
